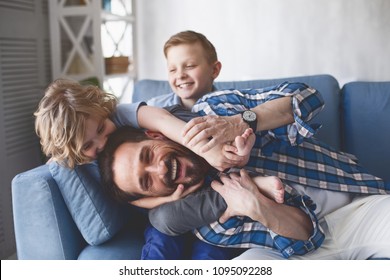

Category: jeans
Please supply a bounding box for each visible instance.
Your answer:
[142,224,245,260]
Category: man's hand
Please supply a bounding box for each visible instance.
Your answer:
[211,170,262,223]
[212,170,313,240]
[182,115,247,153]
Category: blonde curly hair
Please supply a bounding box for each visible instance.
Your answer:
[34,79,117,168]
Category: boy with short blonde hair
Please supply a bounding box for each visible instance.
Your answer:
[148,30,222,109]
[163,30,218,64]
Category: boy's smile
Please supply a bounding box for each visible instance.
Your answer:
[166,42,221,109]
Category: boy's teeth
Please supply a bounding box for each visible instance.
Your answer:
[171,158,177,180]
[179,83,190,88]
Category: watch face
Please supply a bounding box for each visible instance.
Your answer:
[243,110,256,121]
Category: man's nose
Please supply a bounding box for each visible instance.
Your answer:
[145,160,168,177]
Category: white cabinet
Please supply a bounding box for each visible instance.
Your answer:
[49,0,136,102]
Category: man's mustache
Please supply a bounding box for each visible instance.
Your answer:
[161,153,177,189]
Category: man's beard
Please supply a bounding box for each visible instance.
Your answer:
[159,140,211,191]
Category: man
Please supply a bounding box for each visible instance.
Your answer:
[98,125,323,258]
[99,124,390,259]
[101,81,390,258]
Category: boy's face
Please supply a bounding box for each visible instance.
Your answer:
[82,117,116,160]
[166,42,221,108]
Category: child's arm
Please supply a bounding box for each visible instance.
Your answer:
[148,187,227,236]
[137,105,186,144]
[130,183,202,209]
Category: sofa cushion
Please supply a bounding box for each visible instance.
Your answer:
[78,222,145,260]
[49,161,133,245]
[341,81,390,181]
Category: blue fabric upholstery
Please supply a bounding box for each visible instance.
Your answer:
[341,81,390,181]
[12,165,86,259]
[49,162,133,245]
[12,74,389,259]
[78,222,145,260]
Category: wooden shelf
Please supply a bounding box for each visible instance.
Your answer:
[49,0,137,101]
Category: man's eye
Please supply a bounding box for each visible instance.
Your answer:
[144,175,152,191]
[145,152,150,163]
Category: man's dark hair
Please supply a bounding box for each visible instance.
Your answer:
[98,126,149,204]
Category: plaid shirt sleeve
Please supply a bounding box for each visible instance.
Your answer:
[192,82,325,146]
[270,185,325,258]
[193,184,325,258]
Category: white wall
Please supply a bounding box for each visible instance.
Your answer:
[135,0,390,85]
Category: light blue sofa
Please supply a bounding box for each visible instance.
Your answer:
[12,74,390,259]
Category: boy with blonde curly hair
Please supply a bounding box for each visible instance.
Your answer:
[35,79,117,168]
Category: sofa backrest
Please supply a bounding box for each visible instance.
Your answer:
[133,74,341,150]
[340,81,390,181]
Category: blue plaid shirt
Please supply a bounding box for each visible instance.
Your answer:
[191,82,389,258]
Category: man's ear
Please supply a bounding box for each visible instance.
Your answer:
[144,130,167,140]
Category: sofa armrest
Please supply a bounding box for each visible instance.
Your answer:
[12,165,86,259]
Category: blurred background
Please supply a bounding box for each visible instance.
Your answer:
[137,0,390,85]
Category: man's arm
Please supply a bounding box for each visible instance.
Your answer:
[206,169,325,258]
[184,82,324,152]
[212,171,312,240]
[148,187,227,236]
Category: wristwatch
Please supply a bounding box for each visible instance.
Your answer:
[241,110,257,132]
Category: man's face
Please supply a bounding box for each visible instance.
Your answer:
[112,135,210,198]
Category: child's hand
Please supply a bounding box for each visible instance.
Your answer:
[169,183,203,201]
[130,183,202,209]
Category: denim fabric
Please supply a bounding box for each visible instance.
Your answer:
[141,225,244,260]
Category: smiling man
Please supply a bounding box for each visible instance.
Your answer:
[109,128,210,200]
[98,125,322,258]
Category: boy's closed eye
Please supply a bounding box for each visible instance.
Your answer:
[82,141,92,152]
[97,121,105,134]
